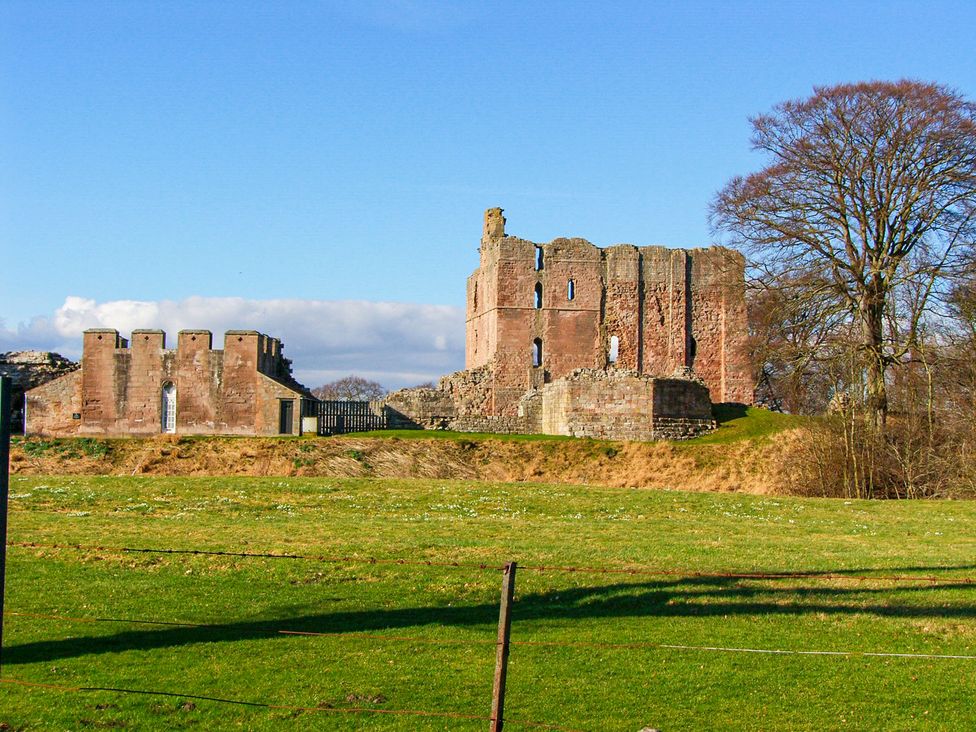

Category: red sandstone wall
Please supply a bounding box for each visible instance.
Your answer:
[652,378,712,419]
[603,245,641,371]
[688,248,753,403]
[216,331,306,435]
[714,252,753,404]
[79,329,126,434]
[218,331,261,434]
[466,211,754,414]
[28,328,307,437]
[25,370,82,436]
[255,373,303,435]
[472,234,606,414]
[539,372,657,440]
[176,330,219,433]
[125,329,168,434]
[540,238,602,378]
[465,252,498,368]
[635,248,693,377]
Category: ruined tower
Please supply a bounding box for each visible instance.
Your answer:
[465,208,753,414]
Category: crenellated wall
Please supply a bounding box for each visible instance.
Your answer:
[26,329,312,437]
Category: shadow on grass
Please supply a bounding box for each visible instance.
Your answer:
[712,403,749,423]
[6,571,976,665]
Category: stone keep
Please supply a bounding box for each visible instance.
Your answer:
[466,208,753,415]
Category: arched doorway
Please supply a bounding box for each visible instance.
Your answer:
[161,382,176,434]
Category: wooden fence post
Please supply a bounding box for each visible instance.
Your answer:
[490,561,517,732]
[0,376,12,677]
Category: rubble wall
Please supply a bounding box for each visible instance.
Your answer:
[24,370,82,437]
[0,350,79,432]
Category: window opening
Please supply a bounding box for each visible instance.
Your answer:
[532,338,543,368]
[535,246,544,271]
[609,335,620,364]
[567,279,575,301]
[534,282,543,309]
[161,382,176,433]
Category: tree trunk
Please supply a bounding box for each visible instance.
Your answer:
[861,287,888,430]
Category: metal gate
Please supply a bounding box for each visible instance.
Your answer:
[306,400,388,436]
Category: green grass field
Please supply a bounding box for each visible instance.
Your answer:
[2,475,975,731]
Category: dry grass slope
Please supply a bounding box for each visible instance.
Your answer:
[11,408,805,494]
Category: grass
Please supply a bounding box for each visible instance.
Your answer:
[15,437,111,460]
[3,475,976,730]
[681,404,806,445]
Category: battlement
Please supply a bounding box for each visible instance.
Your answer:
[80,328,292,381]
[25,328,313,437]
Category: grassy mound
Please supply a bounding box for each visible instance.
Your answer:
[684,404,806,445]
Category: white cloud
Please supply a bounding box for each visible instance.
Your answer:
[0,296,466,391]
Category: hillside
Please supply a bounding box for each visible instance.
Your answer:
[11,408,806,494]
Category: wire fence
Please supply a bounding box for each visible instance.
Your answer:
[4,539,976,730]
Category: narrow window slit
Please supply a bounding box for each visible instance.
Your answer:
[609,335,619,364]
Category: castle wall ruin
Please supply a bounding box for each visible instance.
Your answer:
[26,329,312,437]
[0,351,79,432]
[386,208,752,441]
[466,208,752,416]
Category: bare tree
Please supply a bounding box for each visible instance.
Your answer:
[747,265,847,413]
[713,80,976,428]
[312,376,386,402]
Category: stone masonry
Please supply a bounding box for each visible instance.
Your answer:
[538,368,714,440]
[26,329,313,437]
[0,351,79,432]
[385,208,752,441]
[20,207,751,443]
[466,208,752,415]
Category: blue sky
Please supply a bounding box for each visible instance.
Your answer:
[2,0,974,388]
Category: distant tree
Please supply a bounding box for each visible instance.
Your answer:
[713,80,976,429]
[312,376,386,402]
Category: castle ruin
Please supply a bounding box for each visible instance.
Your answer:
[468,208,751,410]
[385,208,753,439]
[24,208,753,441]
[26,329,312,436]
